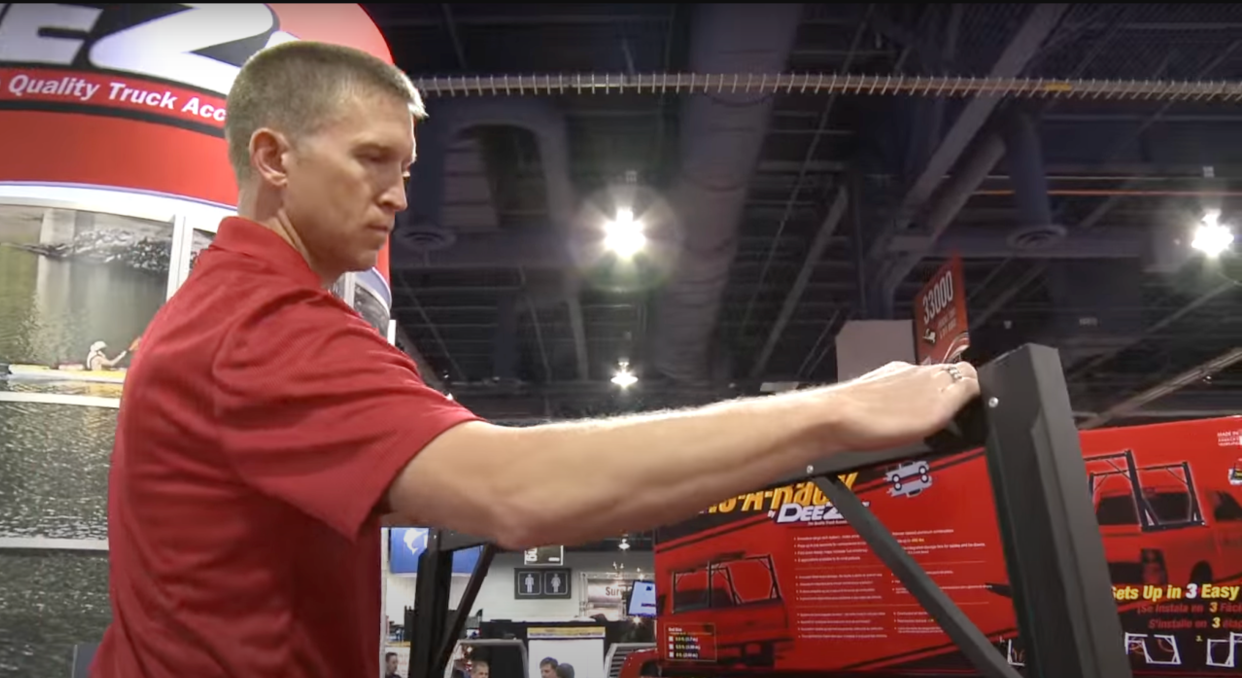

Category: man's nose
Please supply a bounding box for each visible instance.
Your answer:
[382,179,409,213]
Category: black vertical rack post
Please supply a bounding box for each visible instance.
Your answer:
[408,530,496,678]
[405,343,1132,678]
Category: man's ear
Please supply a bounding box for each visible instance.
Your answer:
[250,128,291,188]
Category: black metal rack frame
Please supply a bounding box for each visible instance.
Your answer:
[406,344,1133,678]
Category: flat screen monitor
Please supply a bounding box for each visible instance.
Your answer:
[627,580,657,617]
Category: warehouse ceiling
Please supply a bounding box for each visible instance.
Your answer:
[361,3,1242,432]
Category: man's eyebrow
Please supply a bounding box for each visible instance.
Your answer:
[356,141,396,155]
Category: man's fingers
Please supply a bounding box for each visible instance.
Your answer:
[953,361,979,381]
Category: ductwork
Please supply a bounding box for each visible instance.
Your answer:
[1002,110,1053,232]
[998,108,1146,365]
[649,3,804,384]
[400,97,588,380]
[404,97,576,244]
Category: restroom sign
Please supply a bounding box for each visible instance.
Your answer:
[514,567,572,600]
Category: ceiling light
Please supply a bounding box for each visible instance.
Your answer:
[611,361,638,388]
[604,207,646,258]
[1193,210,1235,257]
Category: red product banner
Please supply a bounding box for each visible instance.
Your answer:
[654,416,1242,676]
[0,67,226,132]
[913,254,969,365]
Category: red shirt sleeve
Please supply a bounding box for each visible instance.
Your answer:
[213,287,480,540]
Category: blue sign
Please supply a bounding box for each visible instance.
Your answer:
[388,528,482,575]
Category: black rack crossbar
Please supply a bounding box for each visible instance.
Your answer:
[407,344,1132,678]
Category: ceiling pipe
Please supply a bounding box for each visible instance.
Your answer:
[649,3,804,384]
[1002,109,1054,231]
[402,98,589,381]
[875,4,1069,311]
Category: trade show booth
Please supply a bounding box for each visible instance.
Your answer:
[0,4,397,675]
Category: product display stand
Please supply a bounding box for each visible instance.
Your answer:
[409,530,496,678]
[406,343,1132,678]
[812,344,1131,678]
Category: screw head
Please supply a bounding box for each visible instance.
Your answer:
[806,465,814,474]
[987,397,1000,408]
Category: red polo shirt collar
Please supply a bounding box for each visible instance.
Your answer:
[212,217,324,289]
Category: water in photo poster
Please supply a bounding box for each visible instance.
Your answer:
[0,552,112,678]
[0,204,171,397]
[0,401,116,540]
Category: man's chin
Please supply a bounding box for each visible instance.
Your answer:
[347,250,381,272]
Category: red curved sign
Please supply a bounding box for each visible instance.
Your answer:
[0,3,394,280]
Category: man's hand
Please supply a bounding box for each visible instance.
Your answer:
[822,361,980,452]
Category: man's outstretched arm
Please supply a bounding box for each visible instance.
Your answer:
[215,292,977,547]
[387,360,978,549]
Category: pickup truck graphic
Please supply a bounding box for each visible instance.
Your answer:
[666,552,790,667]
[1087,450,1242,588]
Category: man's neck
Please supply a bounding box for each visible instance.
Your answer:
[236,189,338,288]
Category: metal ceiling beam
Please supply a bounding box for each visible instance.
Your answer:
[1076,41,1242,230]
[873,4,1069,307]
[1079,347,1242,430]
[932,229,1146,259]
[959,46,1231,335]
[1068,280,1236,380]
[750,187,849,378]
[866,7,961,74]
[392,222,1150,271]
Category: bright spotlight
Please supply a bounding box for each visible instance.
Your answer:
[611,361,638,388]
[1193,210,1235,257]
[604,207,646,257]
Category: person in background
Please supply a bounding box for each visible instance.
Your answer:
[555,663,575,678]
[385,652,400,678]
[539,657,559,678]
[86,341,127,371]
[470,658,490,678]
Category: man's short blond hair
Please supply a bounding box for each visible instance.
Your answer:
[224,41,426,182]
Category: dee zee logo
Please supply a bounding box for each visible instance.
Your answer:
[0,4,294,97]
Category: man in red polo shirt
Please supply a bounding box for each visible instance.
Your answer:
[94,41,979,677]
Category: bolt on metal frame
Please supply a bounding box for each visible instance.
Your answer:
[406,344,1132,678]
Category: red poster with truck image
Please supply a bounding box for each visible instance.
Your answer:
[651,416,1242,676]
